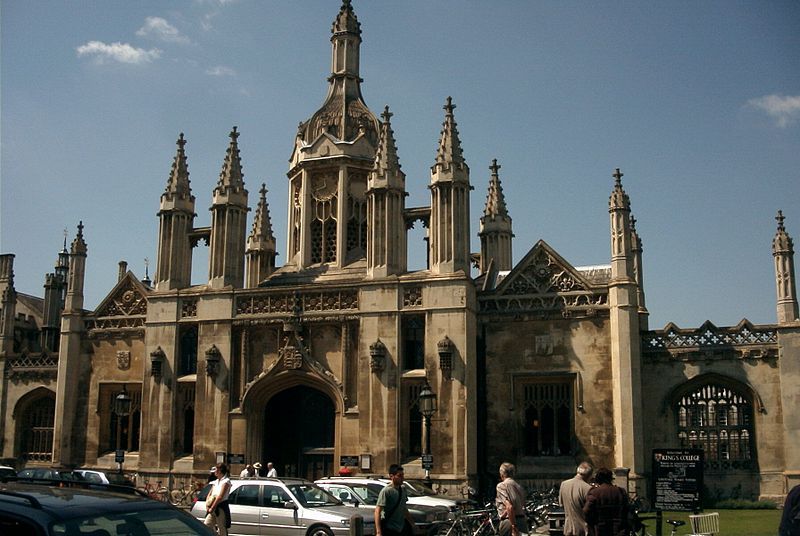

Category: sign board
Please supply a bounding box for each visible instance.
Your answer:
[228,453,245,465]
[652,448,704,512]
[115,449,125,464]
[421,454,433,470]
[340,456,359,467]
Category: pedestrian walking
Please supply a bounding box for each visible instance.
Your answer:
[205,462,232,536]
[375,464,415,536]
[560,462,594,536]
[496,462,528,536]
[582,468,628,536]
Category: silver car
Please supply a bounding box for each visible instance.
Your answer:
[191,477,375,536]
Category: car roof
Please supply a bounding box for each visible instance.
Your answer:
[0,482,168,521]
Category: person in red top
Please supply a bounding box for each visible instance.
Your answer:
[582,468,628,536]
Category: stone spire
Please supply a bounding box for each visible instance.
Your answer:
[370,106,405,190]
[209,127,249,289]
[332,0,361,40]
[65,221,87,312]
[165,133,192,200]
[773,210,798,323]
[432,97,468,180]
[478,159,513,273]
[155,133,196,291]
[367,106,407,278]
[629,214,649,330]
[246,183,277,287]
[429,97,472,275]
[606,168,645,480]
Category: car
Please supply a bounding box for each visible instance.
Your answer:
[17,468,88,484]
[315,479,449,536]
[315,476,465,513]
[76,469,135,487]
[0,480,213,535]
[191,477,376,536]
[0,466,15,480]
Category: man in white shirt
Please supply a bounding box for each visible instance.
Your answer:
[266,462,277,478]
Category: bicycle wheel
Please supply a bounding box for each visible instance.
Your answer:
[157,487,170,502]
[169,488,184,506]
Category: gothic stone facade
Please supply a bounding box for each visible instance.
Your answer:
[1,1,799,503]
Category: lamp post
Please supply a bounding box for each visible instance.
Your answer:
[418,380,437,487]
[114,385,132,474]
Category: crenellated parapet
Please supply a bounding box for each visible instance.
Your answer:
[642,320,779,362]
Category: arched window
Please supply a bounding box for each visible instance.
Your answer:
[17,392,55,463]
[675,381,755,469]
[522,379,573,457]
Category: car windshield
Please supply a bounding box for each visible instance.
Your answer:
[287,483,342,507]
[52,508,206,535]
[345,484,380,505]
[404,481,435,496]
[401,482,424,497]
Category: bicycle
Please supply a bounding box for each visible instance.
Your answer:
[136,479,169,502]
[436,507,500,536]
[631,513,686,536]
[170,480,203,507]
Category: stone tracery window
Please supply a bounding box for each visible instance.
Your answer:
[675,382,754,469]
[522,379,572,457]
[346,173,368,258]
[310,172,338,264]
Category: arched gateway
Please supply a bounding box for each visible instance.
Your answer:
[263,386,335,480]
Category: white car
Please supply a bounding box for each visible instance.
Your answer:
[314,477,464,513]
[192,477,375,536]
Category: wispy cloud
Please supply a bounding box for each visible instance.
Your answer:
[206,65,236,77]
[136,17,190,44]
[76,41,161,64]
[748,94,800,128]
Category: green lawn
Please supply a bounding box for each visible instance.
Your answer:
[638,509,782,536]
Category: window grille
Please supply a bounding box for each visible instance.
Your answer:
[22,396,55,463]
[522,380,572,456]
[676,383,754,469]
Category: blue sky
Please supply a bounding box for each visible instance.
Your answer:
[2,0,799,329]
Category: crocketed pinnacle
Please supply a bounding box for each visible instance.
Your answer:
[250,183,275,243]
[608,167,630,211]
[483,159,509,218]
[217,126,245,190]
[773,210,794,254]
[71,221,87,255]
[332,0,361,36]
[434,97,466,170]
[164,133,191,198]
[371,106,404,187]
[630,215,642,252]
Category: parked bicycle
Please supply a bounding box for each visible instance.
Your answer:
[524,486,560,530]
[436,506,500,536]
[170,479,203,507]
[136,478,169,502]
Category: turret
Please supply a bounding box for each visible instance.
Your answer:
[209,127,249,289]
[245,183,277,287]
[429,97,472,275]
[0,254,16,356]
[367,106,407,278]
[478,159,513,273]
[773,210,798,323]
[41,239,69,351]
[606,168,645,488]
[630,215,648,330]
[286,0,379,270]
[64,221,87,312]
[155,133,196,290]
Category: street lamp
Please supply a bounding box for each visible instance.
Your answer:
[418,380,437,487]
[114,385,132,474]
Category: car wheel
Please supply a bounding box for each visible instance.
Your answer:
[307,525,334,536]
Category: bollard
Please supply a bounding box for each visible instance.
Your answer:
[349,513,364,536]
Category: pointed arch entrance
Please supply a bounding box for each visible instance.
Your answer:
[263,385,335,481]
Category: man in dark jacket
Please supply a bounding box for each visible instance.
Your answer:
[582,468,628,536]
[780,483,800,536]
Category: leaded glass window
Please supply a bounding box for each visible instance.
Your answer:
[676,383,754,469]
[522,379,572,457]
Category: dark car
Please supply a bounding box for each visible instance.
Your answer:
[17,468,88,484]
[0,481,213,535]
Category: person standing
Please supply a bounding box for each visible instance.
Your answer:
[780,483,800,536]
[582,468,628,536]
[239,463,254,478]
[205,463,232,536]
[560,462,594,536]
[253,462,263,476]
[375,464,415,536]
[496,462,528,536]
[266,462,277,478]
